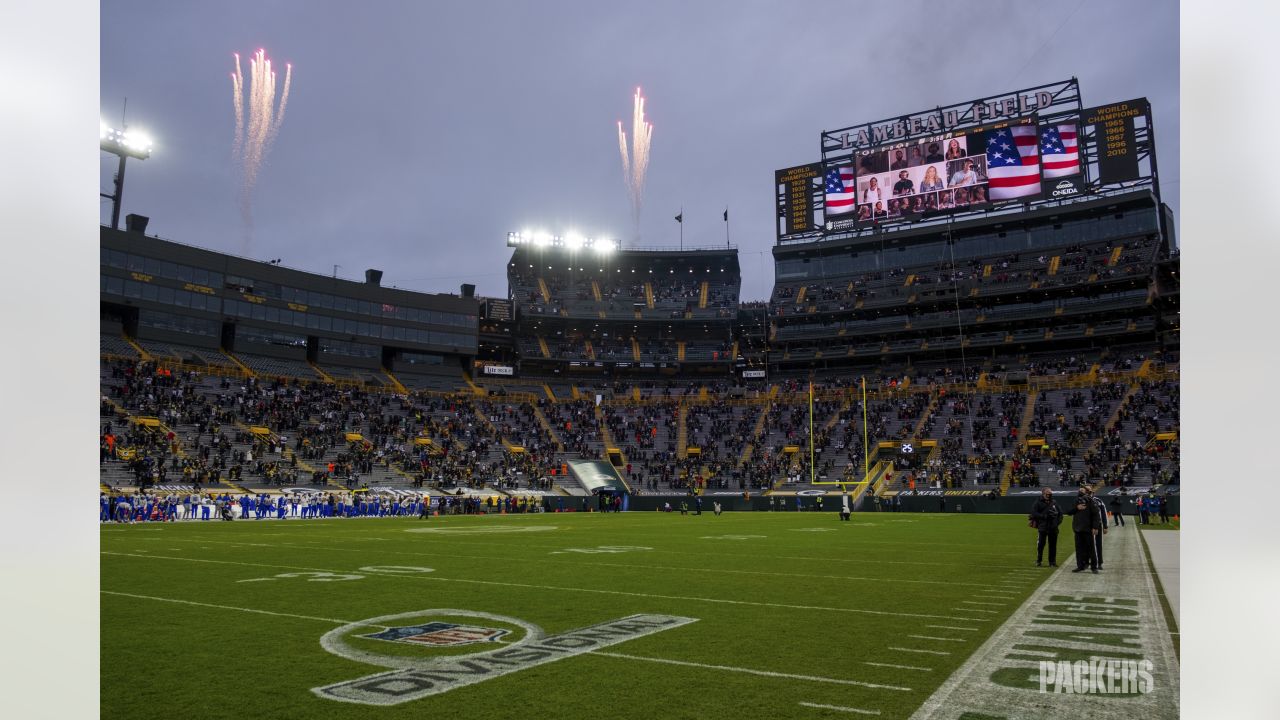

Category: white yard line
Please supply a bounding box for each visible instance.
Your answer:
[906,635,965,642]
[888,647,951,656]
[126,524,1033,562]
[120,533,1031,573]
[862,661,932,672]
[798,701,881,715]
[960,601,1006,606]
[123,536,1013,589]
[591,651,911,691]
[100,590,386,628]
[924,625,977,632]
[102,552,993,622]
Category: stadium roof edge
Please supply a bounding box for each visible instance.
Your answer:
[99,225,479,307]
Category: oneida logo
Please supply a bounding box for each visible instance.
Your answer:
[1051,180,1079,197]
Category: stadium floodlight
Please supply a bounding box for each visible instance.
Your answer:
[100,120,154,231]
[508,229,618,252]
[100,124,152,160]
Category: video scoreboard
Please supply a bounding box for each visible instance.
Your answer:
[775,80,1161,243]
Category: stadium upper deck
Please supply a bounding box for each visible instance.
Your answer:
[508,245,741,374]
[768,189,1175,375]
[100,227,479,390]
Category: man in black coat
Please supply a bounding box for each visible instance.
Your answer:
[1087,487,1109,569]
[1067,489,1100,573]
[1028,487,1062,567]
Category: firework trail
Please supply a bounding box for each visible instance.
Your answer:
[231,54,244,171]
[230,48,292,255]
[616,87,653,241]
[266,62,292,150]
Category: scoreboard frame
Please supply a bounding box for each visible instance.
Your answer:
[774,79,1165,246]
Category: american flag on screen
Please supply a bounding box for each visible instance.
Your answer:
[1040,123,1080,178]
[824,165,856,215]
[985,125,1041,200]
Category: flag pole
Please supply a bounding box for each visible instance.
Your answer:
[724,207,730,248]
[809,380,815,485]
[861,376,869,479]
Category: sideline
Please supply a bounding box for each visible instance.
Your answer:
[1137,528,1179,623]
[906,526,1179,719]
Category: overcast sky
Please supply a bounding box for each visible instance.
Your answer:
[101,0,1178,301]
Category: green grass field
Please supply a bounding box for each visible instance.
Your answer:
[101,511,1052,719]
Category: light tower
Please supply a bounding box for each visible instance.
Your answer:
[99,121,153,230]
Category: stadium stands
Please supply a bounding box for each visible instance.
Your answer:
[100,186,1177,500]
[510,246,740,375]
[769,192,1166,375]
[100,346,1178,497]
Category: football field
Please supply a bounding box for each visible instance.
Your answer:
[100,511,1175,719]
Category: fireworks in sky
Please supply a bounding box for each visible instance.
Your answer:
[617,88,653,241]
[230,49,292,254]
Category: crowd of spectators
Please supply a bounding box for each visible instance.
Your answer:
[101,342,1177,497]
[772,237,1157,317]
[510,264,740,320]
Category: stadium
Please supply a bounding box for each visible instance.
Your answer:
[94,74,1183,720]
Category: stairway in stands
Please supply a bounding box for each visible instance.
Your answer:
[1000,393,1039,495]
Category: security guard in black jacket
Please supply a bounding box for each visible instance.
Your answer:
[1029,487,1062,567]
[1067,489,1100,573]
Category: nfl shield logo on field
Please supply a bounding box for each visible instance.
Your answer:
[361,622,509,647]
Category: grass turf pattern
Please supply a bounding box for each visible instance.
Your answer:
[101,512,1050,719]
